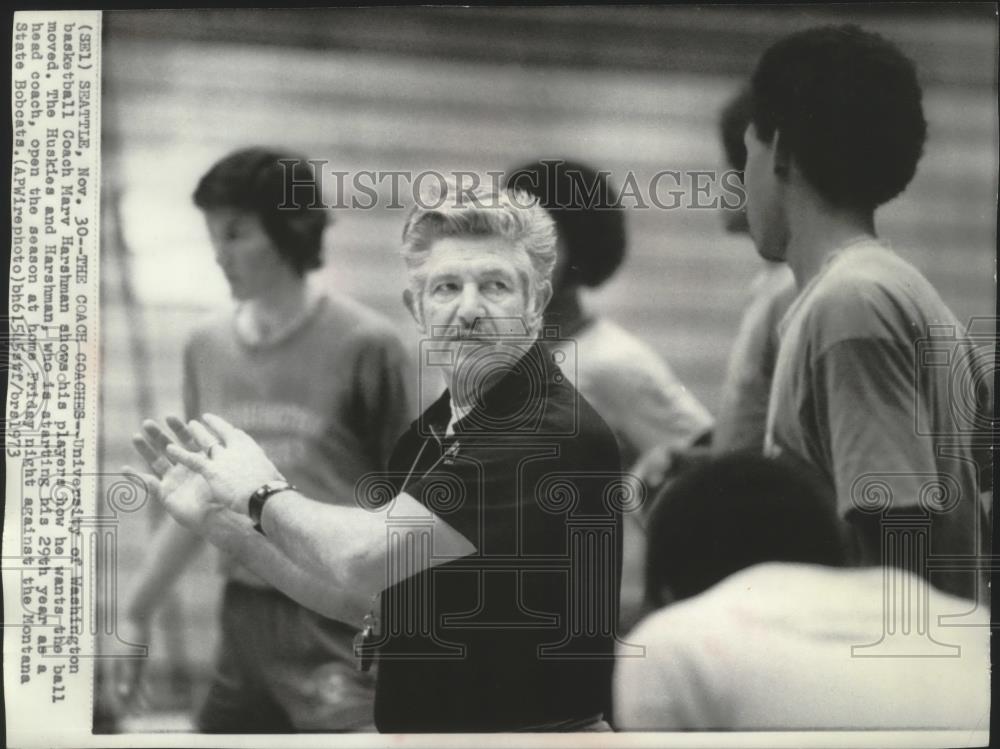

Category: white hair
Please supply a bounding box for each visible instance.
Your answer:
[400,181,557,295]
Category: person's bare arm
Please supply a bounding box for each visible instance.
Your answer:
[252,488,473,600]
[145,414,475,601]
[200,508,373,623]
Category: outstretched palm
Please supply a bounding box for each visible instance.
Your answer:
[129,418,225,530]
[153,461,219,529]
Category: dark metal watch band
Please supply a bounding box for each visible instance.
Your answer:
[247,480,295,535]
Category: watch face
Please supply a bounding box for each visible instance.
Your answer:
[250,481,294,528]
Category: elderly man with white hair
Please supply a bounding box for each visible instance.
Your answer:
[130,183,624,733]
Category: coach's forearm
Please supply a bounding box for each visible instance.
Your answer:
[203,508,374,624]
[255,490,387,599]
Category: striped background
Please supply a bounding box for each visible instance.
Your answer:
[99,5,997,704]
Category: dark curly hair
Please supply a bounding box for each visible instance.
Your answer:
[506,159,626,288]
[193,147,329,275]
[644,451,848,605]
[749,24,927,210]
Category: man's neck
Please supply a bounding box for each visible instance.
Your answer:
[785,199,876,289]
[444,334,540,412]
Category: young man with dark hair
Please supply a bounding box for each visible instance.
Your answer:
[114,147,412,732]
[713,88,798,455]
[614,452,989,730]
[742,25,989,600]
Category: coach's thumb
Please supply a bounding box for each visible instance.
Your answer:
[122,465,161,504]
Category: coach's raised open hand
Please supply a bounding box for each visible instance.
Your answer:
[160,413,285,516]
[126,416,221,529]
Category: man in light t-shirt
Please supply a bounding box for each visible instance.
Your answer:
[614,453,989,731]
[742,25,990,600]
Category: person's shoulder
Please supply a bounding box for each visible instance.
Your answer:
[573,318,682,395]
[815,244,933,307]
[317,291,407,351]
[623,565,834,659]
[553,377,619,440]
[184,308,234,352]
[578,318,659,367]
[802,245,931,349]
[319,291,395,334]
[624,584,730,654]
[529,373,620,465]
[716,561,843,598]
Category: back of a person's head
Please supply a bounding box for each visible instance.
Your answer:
[506,159,626,289]
[644,452,848,607]
[193,146,329,274]
[749,24,926,211]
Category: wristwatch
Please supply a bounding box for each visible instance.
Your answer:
[247,480,296,535]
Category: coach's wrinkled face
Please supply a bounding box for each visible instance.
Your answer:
[743,123,789,262]
[405,235,546,337]
[203,208,291,300]
[404,235,551,373]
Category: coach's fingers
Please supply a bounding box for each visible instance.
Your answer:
[166,415,201,452]
[201,413,240,445]
[166,443,213,475]
[186,419,224,453]
[141,420,177,463]
[130,435,172,478]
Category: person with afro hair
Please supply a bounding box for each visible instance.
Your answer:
[744,25,989,601]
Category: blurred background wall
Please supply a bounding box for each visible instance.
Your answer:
[97,5,997,727]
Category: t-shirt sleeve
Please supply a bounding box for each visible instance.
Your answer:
[812,337,939,518]
[353,330,413,470]
[585,358,714,464]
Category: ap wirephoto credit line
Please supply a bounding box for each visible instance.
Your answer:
[8,8,102,744]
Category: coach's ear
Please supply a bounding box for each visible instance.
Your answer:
[772,128,792,180]
[403,288,423,330]
[528,280,553,330]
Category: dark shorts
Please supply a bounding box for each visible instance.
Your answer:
[197,581,376,733]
